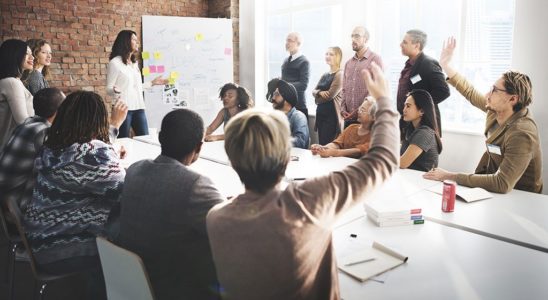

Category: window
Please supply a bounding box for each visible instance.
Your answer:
[266,1,343,111]
[263,0,515,133]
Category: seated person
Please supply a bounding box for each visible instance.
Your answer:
[310,96,376,158]
[267,78,309,149]
[0,88,64,210]
[206,63,399,300]
[205,83,253,142]
[400,89,442,171]
[117,109,223,300]
[424,37,542,193]
[24,91,126,299]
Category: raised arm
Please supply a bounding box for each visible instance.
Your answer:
[292,63,400,226]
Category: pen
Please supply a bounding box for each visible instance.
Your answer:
[344,258,376,266]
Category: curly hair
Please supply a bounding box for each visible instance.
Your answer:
[45,91,110,150]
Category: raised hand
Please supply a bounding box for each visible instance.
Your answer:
[440,37,457,78]
[362,62,389,101]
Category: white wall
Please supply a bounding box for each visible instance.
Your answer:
[438,131,484,173]
[512,0,548,194]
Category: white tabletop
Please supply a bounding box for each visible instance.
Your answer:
[335,217,548,300]
[407,187,548,252]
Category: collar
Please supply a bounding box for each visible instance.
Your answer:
[290,52,303,60]
[286,106,297,117]
[354,47,372,60]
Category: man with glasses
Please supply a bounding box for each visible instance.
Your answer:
[423,37,542,194]
[397,29,450,138]
[281,32,310,118]
[341,26,384,128]
[267,78,310,149]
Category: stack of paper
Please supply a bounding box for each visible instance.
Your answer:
[364,199,424,227]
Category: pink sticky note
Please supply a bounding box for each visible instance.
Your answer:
[149,65,157,73]
[224,48,232,55]
[157,65,165,73]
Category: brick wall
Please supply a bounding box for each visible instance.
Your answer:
[1,0,239,101]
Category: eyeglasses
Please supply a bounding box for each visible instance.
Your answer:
[490,85,507,94]
[272,91,281,97]
[351,34,363,40]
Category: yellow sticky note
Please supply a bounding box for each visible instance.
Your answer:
[153,51,162,60]
[142,67,150,76]
[170,71,179,79]
[142,51,150,60]
[195,33,204,41]
[168,78,176,85]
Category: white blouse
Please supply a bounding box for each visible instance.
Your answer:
[0,77,34,148]
[106,56,148,111]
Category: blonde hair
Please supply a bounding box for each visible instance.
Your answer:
[328,46,343,70]
[224,109,291,193]
[502,70,532,112]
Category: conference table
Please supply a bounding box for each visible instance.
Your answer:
[117,136,548,299]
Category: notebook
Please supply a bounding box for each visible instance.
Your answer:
[338,241,408,282]
[426,183,492,203]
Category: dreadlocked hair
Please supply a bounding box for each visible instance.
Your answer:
[502,70,532,112]
[45,90,111,150]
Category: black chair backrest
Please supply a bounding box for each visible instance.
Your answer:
[5,198,43,278]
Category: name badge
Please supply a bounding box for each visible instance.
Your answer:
[410,74,422,84]
[487,144,501,155]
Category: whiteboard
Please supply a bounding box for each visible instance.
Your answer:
[142,16,233,129]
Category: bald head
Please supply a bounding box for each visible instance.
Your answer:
[351,26,370,52]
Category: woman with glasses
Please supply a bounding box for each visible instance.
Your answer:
[423,37,542,194]
[0,39,35,149]
[310,96,376,158]
[400,89,442,171]
[312,46,343,145]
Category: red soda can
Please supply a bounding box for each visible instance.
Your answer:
[442,180,456,212]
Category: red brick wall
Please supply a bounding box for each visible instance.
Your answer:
[1,0,238,101]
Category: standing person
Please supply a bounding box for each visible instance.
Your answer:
[311,97,376,158]
[397,29,449,137]
[423,37,542,194]
[268,79,310,149]
[312,46,343,145]
[205,83,253,142]
[341,26,384,128]
[400,89,442,171]
[23,39,52,95]
[117,109,224,300]
[0,39,35,149]
[106,29,166,138]
[206,63,399,300]
[281,32,310,118]
[0,88,64,210]
[24,91,126,299]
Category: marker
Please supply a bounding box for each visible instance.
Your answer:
[292,178,306,181]
[344,258,376,266]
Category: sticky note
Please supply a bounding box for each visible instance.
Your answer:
[157,65,165,73]
[154,51,162,60]
[170,71,179,79]
[142,67,150,76]
[169,78,176,85]
[195,33,204,41]
[142,52,150,60]
[149,65,157,73]
[224,48,232,55]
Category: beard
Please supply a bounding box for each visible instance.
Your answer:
[273,99,285,110]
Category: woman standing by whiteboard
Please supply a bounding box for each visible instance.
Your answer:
[107,30,166,138]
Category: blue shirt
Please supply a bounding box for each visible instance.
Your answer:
[287,107,309,149]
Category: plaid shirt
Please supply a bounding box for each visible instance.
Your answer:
[341,48,384,121]
[0,116,49,209]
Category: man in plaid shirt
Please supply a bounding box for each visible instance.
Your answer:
[0,88,64,210]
